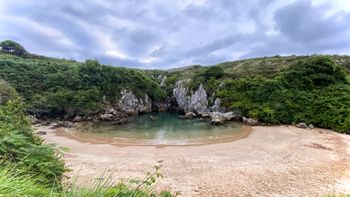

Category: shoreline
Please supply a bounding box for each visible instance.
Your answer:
[35,124,350,196]
[51,123,252,148]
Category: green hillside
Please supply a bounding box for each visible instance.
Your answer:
[0,44,166,118]
[1,40,350,132]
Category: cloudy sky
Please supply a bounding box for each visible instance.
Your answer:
[0,0,349,69]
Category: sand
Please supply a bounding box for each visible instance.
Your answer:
[35,124,350,196]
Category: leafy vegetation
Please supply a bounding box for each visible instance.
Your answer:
[0,98,65,187]
[0,52,166,118]
[0,91,173,196]
[217,56,350,132]
[0,40,27,56]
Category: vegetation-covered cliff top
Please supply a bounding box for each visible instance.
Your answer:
[1,40,350,133]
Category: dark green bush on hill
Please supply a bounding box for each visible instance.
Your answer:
[0,40,27,56]
[218,56,350,133]
[0,79,18,104]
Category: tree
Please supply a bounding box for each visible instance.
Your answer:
[0,40,27,56]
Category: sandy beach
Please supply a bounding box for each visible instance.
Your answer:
[35,124,350,196]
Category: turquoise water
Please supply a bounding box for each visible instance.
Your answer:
[71,112,245,145]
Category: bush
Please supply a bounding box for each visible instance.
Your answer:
[0,99,65,186]
[0,40,27,56]
[0,55,167,118]
[218,56,350,132]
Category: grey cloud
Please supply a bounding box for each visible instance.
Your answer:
[0,0,349,69]
[274,1,350,43]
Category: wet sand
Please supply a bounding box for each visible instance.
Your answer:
[35,124,350,196]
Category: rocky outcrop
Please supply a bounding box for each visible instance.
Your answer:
[210,98,225,113]
[296,122,307,129]
[51,121,75,129]
[173,81,208,114]
[179,112,197,119]
[97,108,128,124]
[243,117,259,125]
[173,80,192,112]
[118,89,152,115]
[296,122,315,129]
[210,112,239,125]
[190,84,208,113]
[210,112,226,125]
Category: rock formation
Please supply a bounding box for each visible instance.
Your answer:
[118,89,152,115]
[173,80,208,114]
[189,84,208,113]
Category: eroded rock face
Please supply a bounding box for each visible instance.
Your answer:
[173,81,208,114]
[118,89,152,115]
[210,98,225,112]
[190,84,208,113]
[173,80,192,112]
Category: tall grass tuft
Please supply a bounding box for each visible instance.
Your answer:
[0,165,53,197]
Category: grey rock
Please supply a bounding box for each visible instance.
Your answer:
[308,124,314,129]
[51,121,74,129]
[186,112,197,118]
[190,84,208,113]
[173,80,192,112]
[210,112,226,125]
[210,112,238,125]
[221,112,236,120]
[242,117,259,126]
[296,122,307,129]
[73,115,82,122]
[173,81,209,114]
[179,112,197,119]
[118,89,152,115]
[210,98,225,112]
[36,131,47,135]
[98,108,128,122]
[201,112,211,118]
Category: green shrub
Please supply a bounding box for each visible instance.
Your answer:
[0,99,65,186]
[0,55,167,118]
[218,56,350,132]
[0,40,27,56]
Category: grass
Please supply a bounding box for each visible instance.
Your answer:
[0,165,53,197]
[0,164,177,197]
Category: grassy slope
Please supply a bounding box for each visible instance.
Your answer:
[161,55,350,80]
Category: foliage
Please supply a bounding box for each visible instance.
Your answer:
[218,56,350,132]
[61,165,179,197]
[0,99,65,186]
[0,54,166,118]
[0,165,53,197]
[0,78,18,104]
[0,163,176,197]
[0,40,27,56]
[189,66,224,91]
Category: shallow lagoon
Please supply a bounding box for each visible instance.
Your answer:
[63,112,247,145]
